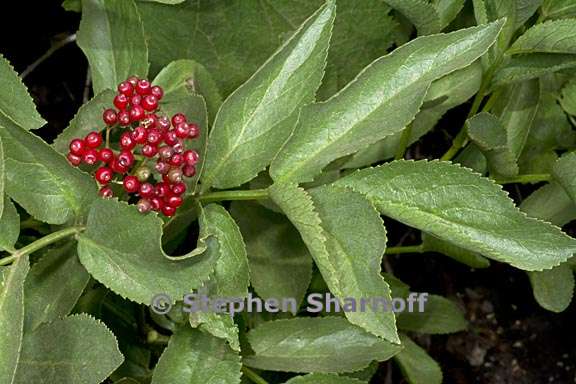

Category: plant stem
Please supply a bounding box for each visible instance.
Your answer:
[494,173,551,185]
[21,34,77,79]
[198,188,269,204]
[242,366,268,384]
[440,62,500,162]
[385,244,424,255]
[395,123,413,160]
[0,226,84,266]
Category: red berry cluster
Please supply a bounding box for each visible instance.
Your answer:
[67,76,200,217]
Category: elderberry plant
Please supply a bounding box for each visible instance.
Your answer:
[1,0,576,383]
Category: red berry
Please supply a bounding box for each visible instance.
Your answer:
[131,94,142,106]
[168,168,183,183]
[166,195,183,208]
[136,79,151,95]
[135,166,151,182]
[142,95,158,111]
[85,131,103,148]
[169,153,184,166]
[158,146,173,159]
[183,165,196,178]
[172,140,184,154]
[161,205,176,217]
[69,138,86,155]
[171,113,186,126]
[150,197,163,211]
[95,167,113,184]
[183,150,199,166]
[98,148,114,163]
[99,186,114,199]
[120,132,136,150]
[118,111,131,126]
[144,114,158,129]
[141,144,158,158]
[155,182,171,198]
[151,86,164,100]
[157,116,170,131]
[103,109,117,126]
[171,182,186,196]
[131,126,147,144]
[117,81,134,96]
[83,149,99,165]
[123,176,140,193]
[67,153,82,166]
[117,150,135,168]
[175,122,190,138]
[130,105,145,122]
[137,199,152,213]
[111,158,129,174]
[147,128,162,145]
[114,94,129,110]
[139,183,155,198]
[164,130,178,146]
[127,76,139,86]
[155,161,170,175]
[188,123,199,138]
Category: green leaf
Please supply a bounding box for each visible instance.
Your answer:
[422,233,491,268]
[203,204,249,298]
[433,0,466,29]
[62,0,81,12]
[515,0,543,28]
[0,118,97,224]
[77,198,218,304]
[151,327,241,384]
[200,1,336,191]
[152,59,222,124]
[528,264,574,313]
[270,183,399,343]
[334,160,576,271]
[141,0,185,4]
[0,136,19,252]
[397,295,467,334]
[271,21,504,184]
[493,54,576,87]
[0,197,19,252]
[472,0,516,67]
[542,0,576,19]
[14,314,124,384]
[560,78,576,115]
[345,62,483,169]
[284,373,368,384]
[467,112,519,177]
[243,317,402,373]
[508,19,576,55]
[492,79,540,160]
[394,334,442,384]
[77,0,149,94]
[53,90,116,154]
[189,311,240,352]
[520,182,576,227]
[0,54,45,130]
[24,242,90,331]
[317,0,398,99]
[0,255,29,384]
[231,202,312,306]
[553,152,576,203]
[382,0,441,35]
[519,92,576,174]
